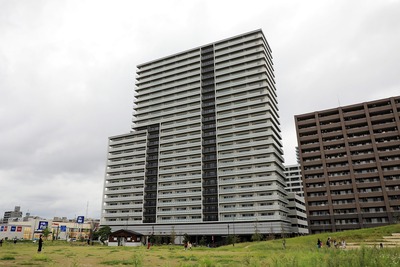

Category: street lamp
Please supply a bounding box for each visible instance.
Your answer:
[227,224,230,245]
[233,216,235,246]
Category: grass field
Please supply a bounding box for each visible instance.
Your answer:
[1,224,400,266]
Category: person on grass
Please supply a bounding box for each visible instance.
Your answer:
[38,235,43,253]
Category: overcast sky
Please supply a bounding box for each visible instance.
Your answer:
[1,0,399,220]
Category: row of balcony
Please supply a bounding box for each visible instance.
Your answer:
[136,83,199,105]
[137,62,200,85]
[137,53,200,79]
[214,38,263,57]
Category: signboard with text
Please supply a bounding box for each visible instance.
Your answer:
[37,221,48,230]
[11,226,16,232]
[60,225,67,232]
[77,216,85,224]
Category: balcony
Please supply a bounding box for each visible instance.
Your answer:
[103,195,143,202]
[105,188,143,195]
[157,209,202,216]
[320,121,341,130]
[158,200,202,207]
[103,220,143,226]
[157,191,201,199]
[106,172,145,180]
[138,55,200,78]
[159,157,201,167]
[159,183,201,191]
[103,211,143,218]
[318,113,340,123]
[346,125,369,134]
[106,180,145,188]
[103,204,143,210]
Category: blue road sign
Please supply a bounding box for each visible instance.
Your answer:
[38,221,48,230]
[77,216,85,224]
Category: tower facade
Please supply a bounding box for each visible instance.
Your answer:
[295,96,400,234]
[101,30,290,238]
[284,164,304,197]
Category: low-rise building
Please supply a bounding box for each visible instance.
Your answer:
[0,218,96,241]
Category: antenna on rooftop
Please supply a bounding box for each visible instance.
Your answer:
[85,201,89,219]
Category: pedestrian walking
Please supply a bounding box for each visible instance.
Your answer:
[317,238,322,248]
[38,235,43,253]
[341,239,346,249]
[326,237,331,248]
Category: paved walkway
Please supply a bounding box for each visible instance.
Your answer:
[346,233,400,249]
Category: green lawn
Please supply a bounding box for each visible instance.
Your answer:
[1,224,400,266]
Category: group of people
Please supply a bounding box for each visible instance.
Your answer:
[317,237,346,249]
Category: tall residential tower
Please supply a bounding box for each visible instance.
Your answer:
[101,30,291,239]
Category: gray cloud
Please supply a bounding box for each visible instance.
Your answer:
[1,0,399,218]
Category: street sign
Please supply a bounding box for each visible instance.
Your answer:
[38,221,48,230]
[77,216,85,224]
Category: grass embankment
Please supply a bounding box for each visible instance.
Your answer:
[0,224,400,266]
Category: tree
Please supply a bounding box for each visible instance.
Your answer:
[92,225,111,244]
[148,234,155,244]
[154,235,162,245]
[280,224,287,249]
[231,235,240,245]
[251,223,263,242]
[227,234,239,245]
[42,227,51,240]
[267,223,275,240]
[170,226,176,245]
[199,236,207,246]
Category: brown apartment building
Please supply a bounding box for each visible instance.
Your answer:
[295,96,400,233]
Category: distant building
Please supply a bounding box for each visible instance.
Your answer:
[0,217,97,241]
[284,164,308,235]
[284,164,304,197]
[286,193,309,235]
[295,147,300,164]
[295,95,400,233]
[2,206,22,223]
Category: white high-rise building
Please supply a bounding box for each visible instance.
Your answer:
[284,164,304,197]
[101,30,291,240]
[284,164,308,235]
